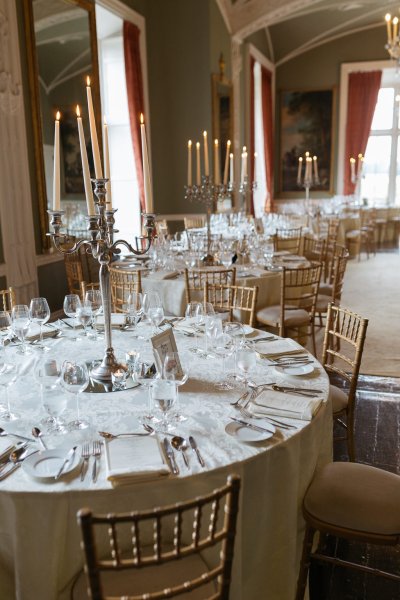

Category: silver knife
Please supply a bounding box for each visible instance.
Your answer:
[188,436,205,467]
[54,446,77,480]
[230,417,274,434]
[163,438,179,475]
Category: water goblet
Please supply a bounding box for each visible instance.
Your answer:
[84,289,103,340]
[147,295,164,336]
[34,357,67,432]
[149,379,177,431]
[162,351,189,422]
[185,301,204,354]
[213,329,234,391]
[236,342,257,389]
[60,360,90,430]
[76,302,93,337]
[224,322,245,382]
[29,297,51,351]
[0,361,19,420]
[204,314,223,357]
[11,305,32,355]
[124,292,144,334]
[63,294,82,341]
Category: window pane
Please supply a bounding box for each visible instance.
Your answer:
[360,136,390,202]
[370,88,394,130]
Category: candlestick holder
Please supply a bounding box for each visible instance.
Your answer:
[184,175,231,265]
[48,178,156,381]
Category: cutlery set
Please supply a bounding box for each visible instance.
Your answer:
[80,441,103,483]
[161,435,205,474]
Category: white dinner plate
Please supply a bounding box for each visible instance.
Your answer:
[225,419,275,443]
[22,448,81,480]
[274,363,315,376]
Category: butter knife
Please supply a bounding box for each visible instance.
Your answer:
[188,436,205,467]
[163,438,179,475]
[230,417,274,434]
[54,446,77,480]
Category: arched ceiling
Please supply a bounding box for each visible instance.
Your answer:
[216,0,400,64]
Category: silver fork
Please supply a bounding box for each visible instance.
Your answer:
[80,442,90,481]
[91,440,102,483]
[238,404,297,429]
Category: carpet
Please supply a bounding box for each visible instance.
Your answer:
[334,251,400,377]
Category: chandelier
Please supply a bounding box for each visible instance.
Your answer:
[385,13,400,65]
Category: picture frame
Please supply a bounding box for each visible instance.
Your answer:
[279,88,335,194]
[151,328,183,379]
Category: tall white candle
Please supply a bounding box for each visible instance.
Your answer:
[313,155,318,180]
[229,152,234,185]
[203,131,209,177]
[103,117,112,209]
[357,153,363,178]
[196,142,201,185]
[53,111,61,211]
[386,14,392,43]
[393,16,399,40]
[140,113,153,213]
[350,157,356,181]
[223,139,231,185]
[241,147,248,184]
[297,157,303,182]
[86,76,103,178]
[214,139,220,185]
[187,140,192,186]
[76,105,95,216]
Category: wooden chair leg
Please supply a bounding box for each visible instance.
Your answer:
[311,322,317,357]
[296,525,315,600]
[346,410,356,462]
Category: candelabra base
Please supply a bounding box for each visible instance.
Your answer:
[91,348,128,381]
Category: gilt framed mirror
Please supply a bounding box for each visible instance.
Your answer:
[23,0,102,251]
[211,54,233,185]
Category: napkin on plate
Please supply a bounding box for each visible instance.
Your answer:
[255,338,306,359]
[249,388,323,421]
[104,437,170,486]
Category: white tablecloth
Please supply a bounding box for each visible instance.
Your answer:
[0,324,332,600]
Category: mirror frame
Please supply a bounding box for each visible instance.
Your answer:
[22,0,102,251]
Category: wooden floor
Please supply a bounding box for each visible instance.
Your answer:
[310,375,400,599]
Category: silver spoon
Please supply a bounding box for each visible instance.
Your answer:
[171,436,189,468]
[0,427,34,443]
[98,430,151,440]
[32,427,47,450]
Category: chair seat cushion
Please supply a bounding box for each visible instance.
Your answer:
[256,305,309,328]
[304,462,400,536]
[318,283,332,296]
[316,295,330,313]
[330,384,348,413]
[72,550,216,599]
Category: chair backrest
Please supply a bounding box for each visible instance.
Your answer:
[325,244,349,284]
[184,216,206,230]
[302,236,326,263]
[184,268,236,305]
[77,475,241,600]
[328,253,348,304]
[65,253,85,296]
[109,267,142,313]
[273,227,302,254]
[0,287,15,312]
[281,261,322,325]
[80,281,100,302]
[322,303,368,410]
[204,283,258,326]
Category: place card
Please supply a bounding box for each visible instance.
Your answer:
[151,328,183,379]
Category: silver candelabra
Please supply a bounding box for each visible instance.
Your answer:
[237,176,257,213]
[48,178,156,381]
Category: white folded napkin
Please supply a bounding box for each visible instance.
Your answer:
[26,324,60,342]
[249,388,323,421]
[105,437,170,486]
[147,270,180,280]
[255,338,306,359]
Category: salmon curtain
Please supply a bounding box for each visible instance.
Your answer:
[343,70,382,195]
[123,21,145,211]
[261,65,274,212]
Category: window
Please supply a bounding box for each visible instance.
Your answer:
[361,80,400,205]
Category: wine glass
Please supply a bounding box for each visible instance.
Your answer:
[76,302,93,337]
[63,294,82,341]
[162,351,189,422]
[200,302,215,357]
[29,297,51,351]
[149,379,177,431]
[35,357,66,432]
[185,302,204,354]
[224,322,245,382]
[11,305,32,355]
[146,292,164,335]
[60,360,89,430]
[0,361,19,420]
[236,343,257,389]
[213,329,234,391]
[84,289,102,340]
[205,314,223,356]
[124,292,143,333]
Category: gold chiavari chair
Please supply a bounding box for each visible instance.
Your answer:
[302,236,326,263]
[109,267,142,313]
[0,287,15,312]
[256,261,322,355]
[184,215,206,230]
[184,268,236,305]
[320,243,348,294]
[315,252,348,326]
[64,253,85,297]
[204,283,259,327]
[73,475,241,600]
[272,227,303,254]
[321,303,368,461]
[345,209,375,261]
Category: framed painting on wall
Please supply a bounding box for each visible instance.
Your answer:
[279,88,335,194]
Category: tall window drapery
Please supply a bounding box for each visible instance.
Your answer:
[250,56,255,216]
[261,65,274,212]
[343,70,382,195]
[123,21,145,212]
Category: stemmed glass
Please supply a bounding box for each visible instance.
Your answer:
[63,294,82,341]
[124,292,143,334]
[84,290,103,340]
[224,322,245,382]
[146,292,164,335]
[11,305,32,355]
[161,351,189,422]
[149,379,177,431]
[213,327,234,391]
[185,301,204,354]
[76,302,93,337]
[0,361,19,420]
[236,342,257,389]
[29,297,51,351]
[35,357,67,432]
[204,314,223,357]
[200,302,215,357]
[60,360,89,430]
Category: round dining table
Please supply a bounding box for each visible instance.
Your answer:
[0,320,332,600]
